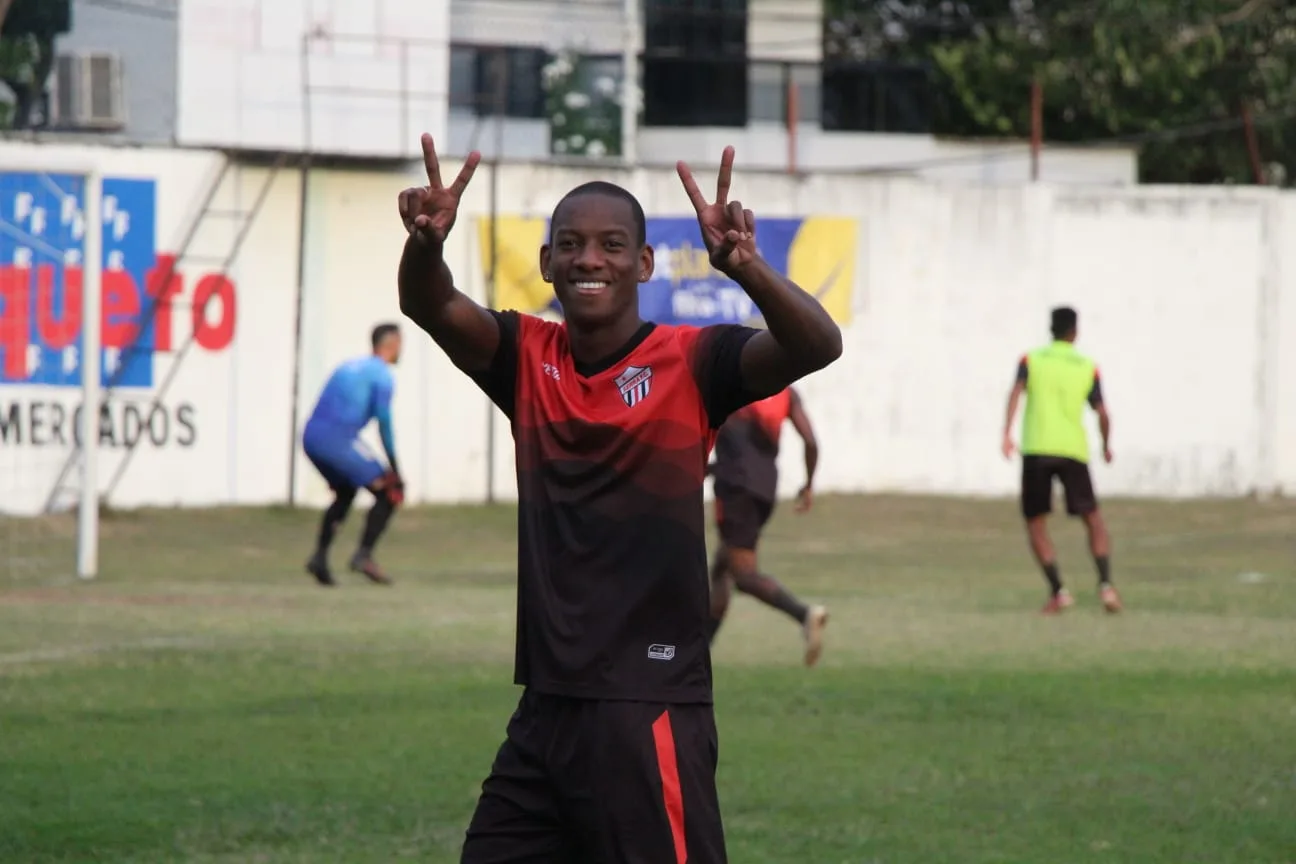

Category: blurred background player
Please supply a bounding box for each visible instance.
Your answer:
[1002,306,1121,615]
[708,386,829,665]
[301,323,405,587]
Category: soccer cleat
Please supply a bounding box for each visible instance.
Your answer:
[803,605,829,667]
[1100,583,1123,614]
[306,553,336,587]
[1041,589,1074,615]
[349,552,393,586]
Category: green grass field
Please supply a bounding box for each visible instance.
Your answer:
[2,494,1294,864]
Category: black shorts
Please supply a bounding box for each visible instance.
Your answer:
[1021,455,1098,519]
[714,485,774,550]
[461,690,726,864]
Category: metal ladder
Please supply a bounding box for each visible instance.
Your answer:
[42,151,291,514]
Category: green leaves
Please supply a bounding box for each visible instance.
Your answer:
[825,0,1296,184]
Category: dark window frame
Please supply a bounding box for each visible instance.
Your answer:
[820,59,934,134]
[641,0,749,128]
[448,43,550,120]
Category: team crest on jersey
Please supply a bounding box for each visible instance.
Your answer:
[615,364,653,408]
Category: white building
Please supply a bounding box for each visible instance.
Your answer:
[24,0,1135,183]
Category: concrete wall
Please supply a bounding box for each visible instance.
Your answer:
[0,141,1291,517]
[175,0,450,157]
[55,0,179,144]
[450,0,623,49]
[446,117,1138,183]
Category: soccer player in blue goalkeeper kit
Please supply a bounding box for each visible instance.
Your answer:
[301,323,405,587]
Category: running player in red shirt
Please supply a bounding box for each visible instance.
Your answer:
[397,135,842,864]
[708,386,828,665]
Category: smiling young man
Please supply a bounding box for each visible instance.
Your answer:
[397,134,843,864]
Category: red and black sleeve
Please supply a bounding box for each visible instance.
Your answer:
[1015,355,1029,384]
[468,310,521,421]
[687,324,762,429]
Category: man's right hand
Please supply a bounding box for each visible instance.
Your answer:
[398,134,481,246]
[1001,434,1017,459]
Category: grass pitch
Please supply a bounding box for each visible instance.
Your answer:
[1,494,1294,863]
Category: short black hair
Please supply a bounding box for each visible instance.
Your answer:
[549,181,647,246]
[371,322,400,350]
[1050,306,1078,338]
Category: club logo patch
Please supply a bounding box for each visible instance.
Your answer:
[615,364,653,408]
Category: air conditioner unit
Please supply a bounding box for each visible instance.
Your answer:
[51,52,126,131]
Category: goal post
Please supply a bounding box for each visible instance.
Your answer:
[79,166,102,581]
[0,156,103,584]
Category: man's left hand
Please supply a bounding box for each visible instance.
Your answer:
[677,146,758,276]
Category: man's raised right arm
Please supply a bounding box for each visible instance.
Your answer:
[397,230,499,374]
[395,136,501,373]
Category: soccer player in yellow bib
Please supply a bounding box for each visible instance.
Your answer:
[1002,306,1122,615]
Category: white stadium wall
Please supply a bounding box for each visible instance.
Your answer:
[2,141,1294,515]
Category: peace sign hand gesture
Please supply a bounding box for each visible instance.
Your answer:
[677,146,758,276]
[398,134,481,246]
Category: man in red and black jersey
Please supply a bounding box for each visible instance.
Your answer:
[708,386,828,665]
[397,134,842,864]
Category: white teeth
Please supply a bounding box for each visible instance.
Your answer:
[574,281,608,290]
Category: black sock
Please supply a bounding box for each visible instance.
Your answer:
[358,495,396,553]
[1041,562,1062,594]
[1095,555,1111,585]
[736,574,809,624]
[316,491,355,555]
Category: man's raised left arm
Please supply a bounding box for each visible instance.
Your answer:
[677,146,842,401]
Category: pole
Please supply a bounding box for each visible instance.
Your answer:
[287,31,314,505]
[785,64,798,175]
[484,52,507,505]
[620,0,639,164]
[1240,101,1266,185]
[399,40,410,155]
[301,31,313,156]
[287,154,311,506]
[1029,80,1043,182]
[78,169,102,580]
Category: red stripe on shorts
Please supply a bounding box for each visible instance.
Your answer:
[651,709,688,864]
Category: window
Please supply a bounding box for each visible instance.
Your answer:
[745,62,820,125]
[642,57,747,127]
[448,44,549,119]
[644,0,746,57]
[749,62,784,123]
[790,63,822,125]
[642,0,749,127]
[821,61,932,133]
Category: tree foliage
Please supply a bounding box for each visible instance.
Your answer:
[0,0,71,129]
[824,0,1296,184]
